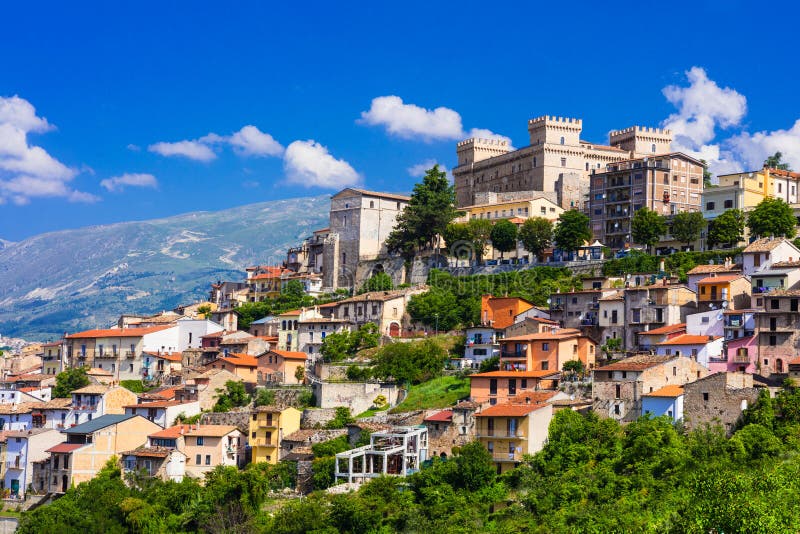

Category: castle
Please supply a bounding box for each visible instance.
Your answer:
[453,116,673,209]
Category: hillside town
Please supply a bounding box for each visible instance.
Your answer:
[6,119,800,529]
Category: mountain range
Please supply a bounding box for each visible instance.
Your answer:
[0,195,330,341]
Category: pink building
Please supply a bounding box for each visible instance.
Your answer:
[708,310,757,374]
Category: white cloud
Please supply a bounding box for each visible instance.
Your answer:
[228,126,284,157]
[283,140,360,189]
[0,95,95,204]
[100,173,158,192]
[727,119,800,172]
[148,140,217,162]
[407,159,452,182]
[661,67,748,175]
[359,95,511,145]
[148,125,283,162]
[126,143,141,152]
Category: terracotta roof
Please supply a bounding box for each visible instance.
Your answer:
[424,410,453,423]
[470,370,560,379]
[46,443,86,453]
[149,424,193,439]
[687,264,741,275]
[596,355,675,372]
[696,274,744,284]
[507,217,527,224]
[185,425,238,438]
[66,325,172,339]
[338,289,414,303]
[201,331,224,339]
[743,237,790,253]
[71,385,111,395]
[644,385,685,397]
[637,323,687,336]
[599,291,625,301]
[656,334,721,346]
[86,367,113,377]
[758,289,800,297]
[502,329,582,342]
[453,400,481,411]
[789,357,800,365]
[278,309,302,316]
[0,403,37,415]
[270,349,308,361]
[38,398,72,409]
[218,354,258,367]
[476,403,548,417]
[580,141,627,152]
[139,386,179,400]
[121,447,173,458]
[507,391,559,404]
[124,400,187,409]
[145,352,183,362]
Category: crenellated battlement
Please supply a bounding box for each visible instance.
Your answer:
[457,137,510,148]
[609,125,671,137]
[528,115,583,127]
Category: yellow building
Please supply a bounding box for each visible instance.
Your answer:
[457,196,564,224]
[475,400,554,473]
[249,406,302,464]
[277,310,301,352]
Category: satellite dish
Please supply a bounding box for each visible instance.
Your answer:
[717,312,724,321]
[709,304,716,310]
[722,300,729,309]
[546,298,551,305]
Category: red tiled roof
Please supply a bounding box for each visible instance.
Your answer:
[46,443,86,453]
[124,400,186,409]
[502,329,582,342]
[121,447,172,458]
[270,349,308,361]
[146,352,182,362]
[637,323,686,336]
[743,237,791,253]
[424,410,453,423]
[596,355,674,372]
[476,403,548,417]
[644,385,685,397]
[470,370,559,379]
[66,325,172,339]
[656,334,721,346]
[217,355,258,367]
[149,424,193,439]
[696,274,744,284]
[278,309,302,316]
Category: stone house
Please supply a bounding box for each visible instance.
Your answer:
[503,317,559,338]
[179,368,242,411]
[637,323,687,352]
[124,400,201,428]
[598,290,625,344]
[549,290,617,330]
[682,372,759,435]
[752,261,800,294]
[280,428,347,459]
[258,350,308,385]
[423,400,480,459]
[754,289,800,375]
[332,288,426,337]
[297,317,353,359]
[623,284,698,351]
[120,447,187,483]
[592,355,709,422]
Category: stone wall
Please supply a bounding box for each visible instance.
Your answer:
[301,408,339,429]
[314,381,400,415]
[683,373,760,435]
[199,409,251,434]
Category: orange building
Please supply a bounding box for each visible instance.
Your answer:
[696,274,752,310]
[480,296,535,330]
[469,370,559,404]
[208,354,258,383]
[257,350,308,385]
[499,329,597,372]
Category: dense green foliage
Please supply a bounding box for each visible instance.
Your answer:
[386,165,463,259]
[53,367,90,398]
[553,209,591,254]
[390,375,470,412]
[213,380,251,412]
[670,211,706,246]
[324,407,355,429]
[370,340,448,385]
[467,218,493,264]
[747,196,797,239]
[234,280,347,330]
[120,380,150,393]
[518,217,553,260]
[602,249,743,282]
[408,268,580,330]
[489,219,518,258]
[707,208,745,248]
[358,272,393,293]
[631,207,668,251]
[319,323,380,362]
[765,151,791,170]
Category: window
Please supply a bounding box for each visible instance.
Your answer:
[370,200,374,208]
[508,379,516,395]
[195,454,201,464]
[702,392,709,401]
[724,199,733,209]
[560,158,567,167]
[205,455,211,465]
[541,361,549,370]
[651,143,656,153]
[560,136,565,145]
[615,385,621,398]
[533,157,537,167]
[771,299,779,310]
[542,342,549,351]
[489,379,497,395]
[196,437,204,446]
[706,201,715,210]
[792,299,799,312]
[342,252,346,265]
[770,335,777,346]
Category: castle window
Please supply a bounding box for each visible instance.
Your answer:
[585,162,589,171]
[560,136,565,145]
[561,158,566,167]
[651,144,656,153]
[370,200,375,208]
[533,157,537,168]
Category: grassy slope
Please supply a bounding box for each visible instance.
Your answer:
[390,375,469,413]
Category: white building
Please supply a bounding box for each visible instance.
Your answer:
[3,428,63,498]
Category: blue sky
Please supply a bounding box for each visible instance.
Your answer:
[1,0,799,241]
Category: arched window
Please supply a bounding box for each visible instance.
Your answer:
[369,200,375,208]
[651,143,657,153]
[560,136,565,145]
[282,320,287,330]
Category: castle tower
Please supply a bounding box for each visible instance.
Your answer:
[527,115,582,146]
[608,126,672,157]
[456,137,512,167]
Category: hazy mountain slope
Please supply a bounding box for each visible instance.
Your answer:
[0,195,329,340]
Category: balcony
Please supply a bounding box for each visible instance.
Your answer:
[732,353,751,364]
[725,319,742,328]
[550,304,563,311]
[477,430,526,439]
[125,351,135,359]
[489,452,524,462]
[6,456,23,469]
[581,319,598,326]
[500,351,525,359]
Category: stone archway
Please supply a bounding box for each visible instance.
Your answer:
[388,322,401,337]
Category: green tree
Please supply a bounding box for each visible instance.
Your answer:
[196,304,212,319]
[213,380,250,412]
[371,340,447,384]
[359,272,393,293]
[747,196,797,239]
[467,218,493,264]
[320,324,380,362]
[518,217,553,261]
[670,211,706,248]
[765,151,791,171]
[452,441,496,491]
[386,165,463,257]
[478,355,499,373]
[490,219,518,259]
[707,209,745,248]
[324,407,355,429]
[442,222,474,263]
[53,367,90,398]
[700,159,714,188]
[562,359,585,376]
[254,388,275,407]
[631,207,667,252]
[553,209,591,256]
